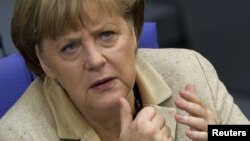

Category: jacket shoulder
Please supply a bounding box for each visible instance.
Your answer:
[0,78,59,140]
[138,48,207,65]
[137,48,216,79]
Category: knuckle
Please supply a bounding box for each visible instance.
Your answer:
[155,114,164,121]
[197,107,204,114]
[169,136,174,141]
[164,126,172,138]
[134,118,144,130]
[159,116,166,126]
[197,107,205,116]
[136,116,146,125]
[147,125,157,135]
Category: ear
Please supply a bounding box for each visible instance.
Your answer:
[131,27,138,52]
[127,21,138,52]
[35,45,56,78]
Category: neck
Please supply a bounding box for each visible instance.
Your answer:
[84,90,135,141]
[90,117,120,141]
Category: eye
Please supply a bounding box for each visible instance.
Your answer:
[61,42,79,53]
[99,31,115,41]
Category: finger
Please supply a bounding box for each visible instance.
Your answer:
[162,125,171,138]
[133,107,156,132]
[119,97,133,131]
[168,136,174,141]
[175,99,205,117]
[185,83,196,93]
[135,106,156,121]
[186,130,208,141]
[153,125,172,140]
[151,114,166,130]
[179,89,201,106]
[175,114,207,131]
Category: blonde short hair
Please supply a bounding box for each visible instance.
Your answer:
[11,0,144,77]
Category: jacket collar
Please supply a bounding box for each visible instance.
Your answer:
[43,78,91,140]
[135,55,172,105]
[43,54,174,140]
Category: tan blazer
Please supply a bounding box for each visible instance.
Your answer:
[0,48,249,141]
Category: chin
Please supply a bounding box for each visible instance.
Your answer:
[90,83,132,111]
[94,92,126,112]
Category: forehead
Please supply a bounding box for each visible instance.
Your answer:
[37,0,121,39]
[81,0,120,23]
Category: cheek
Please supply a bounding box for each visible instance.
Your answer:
[55,66,88,108]
[54,63,81,83]
[51,61,86,94]
[114,41,136,88]
[124,62,136,88]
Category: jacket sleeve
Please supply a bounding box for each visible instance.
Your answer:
[194,51,249,124]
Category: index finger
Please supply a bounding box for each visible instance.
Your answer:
[135,106,156,121]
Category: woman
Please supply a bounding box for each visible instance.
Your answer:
[0,0,249,141]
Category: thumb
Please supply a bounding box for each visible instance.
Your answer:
[119,97,133,131]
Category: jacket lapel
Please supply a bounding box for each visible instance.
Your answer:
[135,55,177,138]
[135,55,172,104]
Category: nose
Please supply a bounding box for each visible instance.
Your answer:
[84,44,106,71]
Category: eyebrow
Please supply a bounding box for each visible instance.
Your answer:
[63,36,82,43]
[54,33,82,49]
[88,22,117,34]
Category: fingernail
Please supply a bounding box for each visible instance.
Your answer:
[176,99,184,107]
[176,114,185,122]
[186,84,196,93]
[179,90,187,98]
[186,130,193,138]
[179,89,185,94]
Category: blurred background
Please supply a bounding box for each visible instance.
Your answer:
[0,0,250,119]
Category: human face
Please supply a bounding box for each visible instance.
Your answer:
[37,11,137,117]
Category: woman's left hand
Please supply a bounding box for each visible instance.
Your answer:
[175,84,217,141]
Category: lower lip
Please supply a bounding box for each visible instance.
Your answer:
[90,79,116,92]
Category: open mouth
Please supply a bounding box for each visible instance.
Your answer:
[90,77,116,91]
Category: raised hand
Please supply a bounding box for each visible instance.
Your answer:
[175,84,217,141]
[119,97,173,141]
